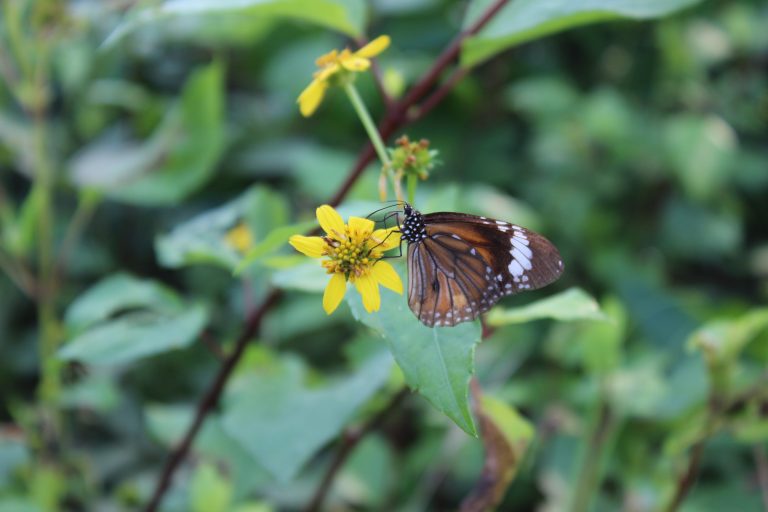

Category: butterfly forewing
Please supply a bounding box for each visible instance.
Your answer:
[404,209,564,327]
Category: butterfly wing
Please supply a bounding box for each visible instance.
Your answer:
[406,212,564,327]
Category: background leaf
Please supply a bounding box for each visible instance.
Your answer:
[462,0,704,66]
[486,287,604,326]
[221,349,393,482]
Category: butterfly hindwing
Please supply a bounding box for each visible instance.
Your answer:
[407,234,503,326]
[404,210,564,327]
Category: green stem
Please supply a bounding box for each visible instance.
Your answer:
[569,395,617,512]
[344,82,391,169]
[407,174,417,205]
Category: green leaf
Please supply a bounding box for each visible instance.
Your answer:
[70,62,224,206]
[59,304,209,366]
[155,186,295,271]
[688,308,768,366]
[2,183,42,258]
[663,114,737,201]
[59,373,120,412]
[346,265,480,436]
[104,0,366,47]
[144,403,272,494]
[190,463,233,512]
[461,0,704,67]
[64,273,182,331]
[233,220,318,275]
[270,261,329,292]
[487,288,605,326]
[221,350,393,482]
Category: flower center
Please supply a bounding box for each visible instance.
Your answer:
[321,228,384,279]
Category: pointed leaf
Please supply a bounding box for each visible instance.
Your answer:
[221,351,393,482]
[486,287,605,326]
[462,0,704,67]
[347,264,479,435]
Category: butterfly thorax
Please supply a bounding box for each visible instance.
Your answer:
[401,205,427,244]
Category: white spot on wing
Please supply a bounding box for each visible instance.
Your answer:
[512,248,532,270]
[511,238,533,258]
[508,259,524,277]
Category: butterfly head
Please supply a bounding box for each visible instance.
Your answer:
[400,203,427,244]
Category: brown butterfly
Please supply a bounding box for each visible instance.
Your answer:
[393,203,564,327]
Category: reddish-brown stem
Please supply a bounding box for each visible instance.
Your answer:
[144,289,281,512]
[754,444,768,512]
[144,1,509,509]
[304,388,409,512]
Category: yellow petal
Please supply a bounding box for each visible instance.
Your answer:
[323,272,347,314]
[314,63,340,82]
[315,49,338,67]
[371,260,403,294]
[341,57,370,72]
[355,35,391,59]
[354,273,381,313]
[348,216,375,237]
[316,205,346,239]
[298,78,329,117]
[288,235,325,258]
[371,227,402,251]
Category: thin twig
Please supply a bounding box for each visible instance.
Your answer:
[0,249,37,298]
[199,330,226,361]
[304,388,409,512]
[144,2,510,509]
[569,399,615,512]
[754,444,768,512]
[664,436,707,512]
[664,373,768,512]
[54,194,98,284]
[144,289,281,512]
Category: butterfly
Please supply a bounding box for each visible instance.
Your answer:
[383,203,564,327]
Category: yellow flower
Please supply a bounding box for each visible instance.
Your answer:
[225,223,254,253]
[297,35,391,117]
[289,205,403,314]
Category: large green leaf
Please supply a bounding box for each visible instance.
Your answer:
[59,274,209,365]
[64,273,181,331]
[104,0,366,47]
[221,350,393,482]
[346,265,480,436]
[59,305,208,366]
[155,186,308,271]
[69,62,224,206]
[233,220,318,275]
[462,0,703,66]
[487,287,605,326]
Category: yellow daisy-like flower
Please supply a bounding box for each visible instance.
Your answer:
[297,35,391,117]
[289,205,403,314]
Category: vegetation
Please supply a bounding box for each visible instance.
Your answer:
[1,0,767,511]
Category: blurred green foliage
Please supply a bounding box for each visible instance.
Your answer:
[1,0,767,511]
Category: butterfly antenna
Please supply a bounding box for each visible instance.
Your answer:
[365,202,404,219]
